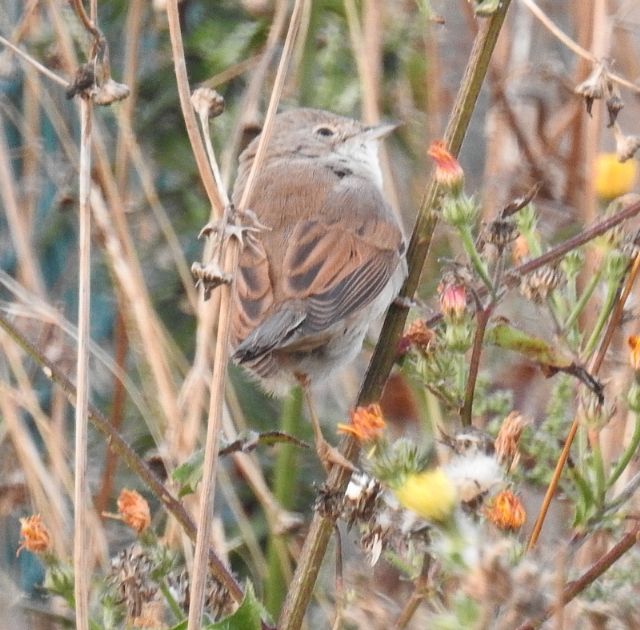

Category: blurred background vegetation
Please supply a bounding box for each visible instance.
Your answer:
[1,0,640,628]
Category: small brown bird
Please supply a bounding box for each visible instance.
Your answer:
[231,108,406,467]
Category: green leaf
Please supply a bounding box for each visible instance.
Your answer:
[485,322,572,369]
[205,582,266,630]
[172,449,204,497]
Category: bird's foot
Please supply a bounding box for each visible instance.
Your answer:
[191,260,232,299]
[198,205,269,249]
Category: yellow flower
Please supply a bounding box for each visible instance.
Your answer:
[16,514,51,556]
[117,489,151,533]
[484,490,526,531]
[595,153,637,200]
[337,404,386,443]
[393,468,458,523]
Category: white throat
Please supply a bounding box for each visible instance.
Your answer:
[335,140,384,190]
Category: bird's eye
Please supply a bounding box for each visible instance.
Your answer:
[314,126,335,137]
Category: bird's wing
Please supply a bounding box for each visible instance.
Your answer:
[231,160,404,362]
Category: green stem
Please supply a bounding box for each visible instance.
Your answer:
[458,225,495,298]
[584,279,618,356]
[159,580,185,621]
[265,386,303,618]
[591,438,606,506]
[607,412,640,489]
[564,267,602,331]
[568,466,594,506]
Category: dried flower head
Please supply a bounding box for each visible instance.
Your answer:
[397,319,435,356]
[428,140,464,195]
[606,93,624,128]
[16,514,51,556]
[579,390,615,429]
[575,61,609,116]
[343,472,384,527]
[110,545,157,620]
[613,124,640,163]
[191,87,225,120]
[520,265,563,303]
[117,489,151,533]
[92,78,130,106]
[338,404,386,443]
[495,411,527,472]
[484,490,526,531]
[486,217,520,250]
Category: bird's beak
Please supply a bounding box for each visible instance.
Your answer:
[362,121,400,141]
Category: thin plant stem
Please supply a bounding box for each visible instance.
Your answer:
[278,5,513,628]
[73,96,92,630]
[0,35,68,87]
[590,434,606,505]
[394,557,431,629]
[583,278,619,356]
[607,412,640,489]
[266,387,302,617]
[458,225,496,298]
[164,1,224,219]
[94,306,128,516]
[564,266,602,331]
[461,305,493,427]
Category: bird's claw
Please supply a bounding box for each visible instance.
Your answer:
[191,260,232,300]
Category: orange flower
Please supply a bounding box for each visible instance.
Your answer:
[397,319,435,356]
[628,335,640,371]
[16,514,51,556]
[484,490,526,531]
[512,235,529,264]
[428,140,464,194]
[117,489,151,533]
[338,404,386,443]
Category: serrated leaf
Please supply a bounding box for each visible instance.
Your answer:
[204,582,265,630]
[172,449,204,497]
